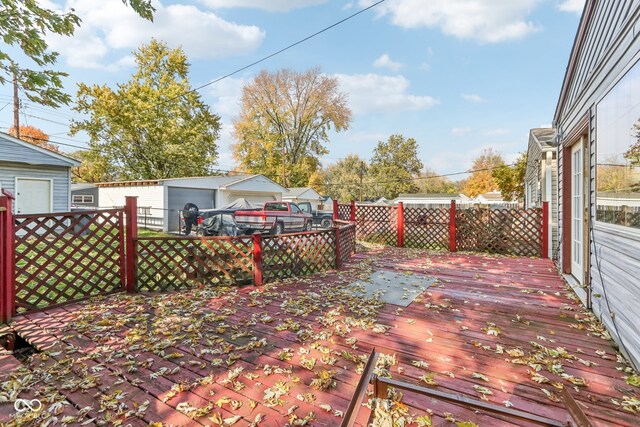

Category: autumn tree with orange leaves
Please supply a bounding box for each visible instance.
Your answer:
[9,125,60,153]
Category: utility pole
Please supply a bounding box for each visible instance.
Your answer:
[13,73,20,139]
[358,160,365,203]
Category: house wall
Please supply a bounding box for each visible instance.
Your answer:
[555,0,640,368]
[71,187,99,208]
[219,191,280,207]
[99,185,166,229]
[525,138,542,208]
[0,162,71,212]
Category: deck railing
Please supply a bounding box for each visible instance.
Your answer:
[334,200,549,258]
[0,195,357,322]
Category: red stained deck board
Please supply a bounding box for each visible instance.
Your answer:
[4,249,639,426]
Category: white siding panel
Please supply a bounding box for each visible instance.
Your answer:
[99,185,165,228]
[556,0,640,367]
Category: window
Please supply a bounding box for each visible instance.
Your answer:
[72,194,94,204]
[138,206,151,216]
[290,204,300,214]
[265,202,288,211]
[596,60,640,229]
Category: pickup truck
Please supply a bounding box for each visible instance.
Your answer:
[234,201,313,235]
[298,202,334,229]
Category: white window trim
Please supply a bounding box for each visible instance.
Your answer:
[72,194,94,204]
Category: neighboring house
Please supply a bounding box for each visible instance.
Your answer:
[71,183,99,209]
[96,174,287,232]
[0,132,80,214]
[554,0,640,368]
[525,128,559,258]
[394,193,461,207]
[282,187,323,210]
[320,195,333,210]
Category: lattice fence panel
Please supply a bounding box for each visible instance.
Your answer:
[262,230,336,282]
[337,204,351,221]
[404,207,449,249]
[338,223,357,265]
[355,205,397,245]
[137,236,253,291]
[14,209,125,312]
[456,208,542,256]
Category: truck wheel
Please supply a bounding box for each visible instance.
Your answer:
[273,222,284,235]
[320,218,332,229]
[305,221,313,232]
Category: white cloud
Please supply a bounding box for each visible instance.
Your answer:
[558,0,585,14]
[373,53,404,72]
[208,76,247,119]
[462,93,486,103]
[419,62,431,71]
[360,0,541,43]
[451,127,472,136]
[200,0,327,12]
[333,73,439,114]
[48,0,265,69]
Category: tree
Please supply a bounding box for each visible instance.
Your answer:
[8,125,60,153]
[323,155,370,202]
[0,0,154,107]
[492,152,526,201]
[369,134,423,199]
[232,68,352,187]
[70,150,115,183]
[415,167,458,194]
[70,39,221,180]
[597,155,635,193]
[462,148,505,197]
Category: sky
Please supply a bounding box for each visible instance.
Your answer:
[0,0,585,176]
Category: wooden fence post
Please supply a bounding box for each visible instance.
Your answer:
[350,200,356,222]
[0,193,16,323]
[252,232,263,286]
[124,196,138,293]
[542,201,549,259]
[397,202,405,247]
[333,199,339,221]
[449,200,457,252]
[334,226,342,269]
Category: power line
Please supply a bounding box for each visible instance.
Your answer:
[142,0,387,112]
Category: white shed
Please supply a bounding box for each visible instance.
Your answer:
[0,132,80,214]
[97,174,287,232]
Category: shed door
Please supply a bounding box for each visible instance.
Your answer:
[167,187,216,232]
[571,142,584,283]
[16,178,52,214]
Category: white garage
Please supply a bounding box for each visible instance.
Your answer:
[97,174,288,232]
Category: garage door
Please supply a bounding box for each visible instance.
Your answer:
[16,178,52,214]
[167,187,216,232]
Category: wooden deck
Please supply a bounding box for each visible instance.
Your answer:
[1,247,639,426]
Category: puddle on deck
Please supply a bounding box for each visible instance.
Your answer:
[349,269,436,306]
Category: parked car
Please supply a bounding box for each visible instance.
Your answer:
[234,201,313,234]
[196,210,250,236]
[297,202,333,228]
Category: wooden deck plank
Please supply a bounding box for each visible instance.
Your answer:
[3,249,638,426]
